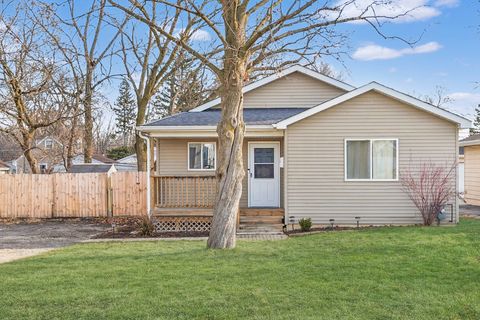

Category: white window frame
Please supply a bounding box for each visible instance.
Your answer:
[344,138,399,182]
[44,139,54,149]
[187,142,217,171]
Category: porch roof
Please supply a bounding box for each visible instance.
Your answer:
[142,108,308,128]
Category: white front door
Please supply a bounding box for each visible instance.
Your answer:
[248,142,280,207]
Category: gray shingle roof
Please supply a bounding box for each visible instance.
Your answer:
[460,134,480,143]
[144,108,308,127]
[68,164,114,173]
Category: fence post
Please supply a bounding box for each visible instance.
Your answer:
[107,173,113,217]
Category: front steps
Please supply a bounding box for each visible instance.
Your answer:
[238,208,285,235]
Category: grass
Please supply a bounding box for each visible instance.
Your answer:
[0,220,479,320]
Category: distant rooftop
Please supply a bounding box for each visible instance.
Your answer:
[460,134,480,147]
[68,164,114,173]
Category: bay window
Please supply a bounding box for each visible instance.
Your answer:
[345,139,398,181]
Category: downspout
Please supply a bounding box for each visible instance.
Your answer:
[138,131,151,218]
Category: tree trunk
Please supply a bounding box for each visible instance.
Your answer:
[207,66,246,248]
[83,70,94,163]
[22,132,39,174]
[207,1,248,249]
[135,98,149,171]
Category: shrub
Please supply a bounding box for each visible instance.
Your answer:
[401,161,456,226]
[299,218,312,232]
[138,217,155,236]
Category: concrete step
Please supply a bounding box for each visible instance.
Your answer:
[240,216,283,224]
[238,223,284,233]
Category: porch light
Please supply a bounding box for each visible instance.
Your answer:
[329,218,335,229]
[355,217,361,228]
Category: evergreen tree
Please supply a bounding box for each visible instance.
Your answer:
[471,105,480,135]
[112,78,136,146]
[148,58,208,121]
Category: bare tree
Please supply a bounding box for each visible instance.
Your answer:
[421,86,453,108]
[111,0,418,248]
[116,2,209,170]
[0,4,80,173]
[41,0,126,164]
[401,161,456,226]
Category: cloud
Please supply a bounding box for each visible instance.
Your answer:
[174,28,211,42]
[434,0,459,7]
[352,41,442,61]
[446,92,480,119]
[389,67,398,73]
[190,29,211,41]
[332,0,441,23]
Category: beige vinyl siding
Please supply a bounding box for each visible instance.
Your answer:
[285,91,458,226]
[464,146,480,206]
[211,72,345,109]
[156,138,284,208]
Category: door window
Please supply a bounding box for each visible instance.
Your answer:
[254,148,274,179]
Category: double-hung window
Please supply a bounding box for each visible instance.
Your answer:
[188,142,216,170]
[345,139,398,181]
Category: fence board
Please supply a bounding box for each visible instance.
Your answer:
[0,172,131,219]
[112,171,147,216]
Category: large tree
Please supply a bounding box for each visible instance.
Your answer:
[41,0,127,164]
[0,3,80,173]
[111,0,415,248]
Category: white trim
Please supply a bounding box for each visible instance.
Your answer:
[247,141,281,208]
[274,82,472,129]
[459,139,480,147]
[187,142,217,171]
[139,126,284,138]
[189,65,355,112]
[344,138,399,182]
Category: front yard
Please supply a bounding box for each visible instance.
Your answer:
[1,219,479,319]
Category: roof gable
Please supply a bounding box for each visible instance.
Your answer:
[274,82,472,129]
[189,65,354,112]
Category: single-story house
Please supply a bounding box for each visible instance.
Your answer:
[459,135,480,205]
[138,65,470,232]
[0,160,10,174]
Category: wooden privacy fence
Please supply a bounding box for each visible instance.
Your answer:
[0,172,147,219]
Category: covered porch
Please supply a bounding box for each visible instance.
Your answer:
[146,132,285,233]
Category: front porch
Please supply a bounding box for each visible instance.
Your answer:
[150,175,284,233]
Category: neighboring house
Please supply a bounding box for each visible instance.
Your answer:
[55,153,117,172]
[68,164,117,175]
[459,135,480,205]
[0,160,10,174]
[459,146,465,194]
[138,65,470,231]
[14,137,64,174]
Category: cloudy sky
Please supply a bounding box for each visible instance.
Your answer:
[329,0,479,119]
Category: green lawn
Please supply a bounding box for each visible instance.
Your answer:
[1,220,479,320]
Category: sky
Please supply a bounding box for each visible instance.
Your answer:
[93,0,480,124]
[326,0,479,120]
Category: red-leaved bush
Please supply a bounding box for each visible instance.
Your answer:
[400,161,456,226]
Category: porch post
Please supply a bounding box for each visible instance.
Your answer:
[138,131,151,217]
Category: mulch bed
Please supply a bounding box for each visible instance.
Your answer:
[285,225,375,235]
[92,221,209,239]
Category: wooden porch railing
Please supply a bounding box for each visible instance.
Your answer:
[153,175,217,208]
